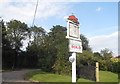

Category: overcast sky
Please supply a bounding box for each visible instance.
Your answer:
[0,0,119,56]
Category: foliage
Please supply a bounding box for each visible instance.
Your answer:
[25,26,46,68]
[3,20,29,69]
[93,49,120,73]
[93,52,103,61]
[2,20,15,69]
[2,19,119,75]
[110,61,120,73]
[48,25,70,74]
[77,50,94,66]
[100,48,113,60]
[80,34,92,52]
[6,20,28,50]
[77,48,118,73]
[99,48,113,71]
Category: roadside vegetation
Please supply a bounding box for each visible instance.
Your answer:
[1,19,120,81]
[25,70,118,82]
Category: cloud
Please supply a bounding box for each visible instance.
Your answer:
[0,0,119,2]
[96,7,102,12]
[63,16,68,20]
[89,31,118,56]
[1,0,69,25]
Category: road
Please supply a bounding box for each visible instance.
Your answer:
[2,69,40,83]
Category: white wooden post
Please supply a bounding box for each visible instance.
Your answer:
[72,52,76,83]
[66,15,82,83]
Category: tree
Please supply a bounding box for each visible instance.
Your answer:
[77,50,94,66]
[2,20,11,50]
[100,48,113,71]
[93,52,103,62]
[100,48,113,60]
[1,20,15,69]
[80,34,92,52]
[6,20,28,50]
[6,20,28,69]
[30,26,46,46]
[25,26,46,68]
[47,25,70,74]
[77,34,93,66]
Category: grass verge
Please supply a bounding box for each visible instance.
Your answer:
[25,70,118,82]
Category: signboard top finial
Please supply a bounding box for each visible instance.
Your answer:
[68,14,79,24]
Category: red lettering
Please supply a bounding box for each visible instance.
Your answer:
[72,45,74,48]
[78,46,80,49]
[71,45,81,49]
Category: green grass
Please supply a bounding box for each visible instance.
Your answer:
[26,71,71,82]
[99,71,118,82]
[25,70,118,82]
[25,70,92,82]
[118,73,120,82]
[77,78,93,82]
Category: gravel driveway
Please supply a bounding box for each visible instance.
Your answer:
[2,69,40,82]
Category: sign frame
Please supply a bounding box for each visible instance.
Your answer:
[66,20,80,40]
[69,39,82,53]
[66,15,82,83]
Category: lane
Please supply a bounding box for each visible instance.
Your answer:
[2,69,40,82]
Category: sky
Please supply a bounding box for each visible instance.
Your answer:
[0,0,119,56]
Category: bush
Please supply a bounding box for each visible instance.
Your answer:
[109,62,120,73]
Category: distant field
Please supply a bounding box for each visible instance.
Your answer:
[25,70,118,82]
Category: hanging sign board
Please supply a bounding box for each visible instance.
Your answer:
[69,39,82,53]
[66,15,80,40]
[69,22,80,39]
[66,15,83,83]
[66,15,82,53]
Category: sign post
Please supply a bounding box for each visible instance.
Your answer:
[72,52,76,83]
[66,14,82,83]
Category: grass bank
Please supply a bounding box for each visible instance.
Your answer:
[25,70,118,82]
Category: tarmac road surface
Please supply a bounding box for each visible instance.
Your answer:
[2,69,40,83]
